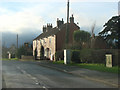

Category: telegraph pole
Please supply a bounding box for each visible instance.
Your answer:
[66,0,69,45]
[17,34,18,49]
[67,0,69,24]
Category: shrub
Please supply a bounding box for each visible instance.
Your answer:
[16,46,26,59]
[80,49,93,63]
[55,50,64,61]
[90,50,106,64]
[79,49,118,66]
[71,50,80,63]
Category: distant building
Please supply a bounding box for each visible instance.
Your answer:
[33,15,80,60]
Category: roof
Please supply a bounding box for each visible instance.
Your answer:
[33,23,79,40]
[33,27,59,40]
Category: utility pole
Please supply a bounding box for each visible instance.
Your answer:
[17,34,18,49]
[66,0,69,45]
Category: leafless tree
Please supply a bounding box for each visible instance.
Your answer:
[90,21,96,48]
[91,21,96,38]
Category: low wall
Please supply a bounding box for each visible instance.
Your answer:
[21,55,34,60]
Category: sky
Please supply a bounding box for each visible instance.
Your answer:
[0,0,119,47]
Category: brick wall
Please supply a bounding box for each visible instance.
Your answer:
[56,23,79,51]
[21,55,35,60]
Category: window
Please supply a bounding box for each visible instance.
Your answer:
[43,39,45,44]
[37,40,39,45]
[49,38,51,44]
[40,40,42,45]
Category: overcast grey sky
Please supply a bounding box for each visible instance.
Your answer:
[0,0,119,47]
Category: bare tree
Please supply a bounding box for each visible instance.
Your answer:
[91,21,96,38]
[91,21,96,48]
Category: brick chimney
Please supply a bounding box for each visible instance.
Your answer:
[57,18,64,28]
[43,25,46,33]
[70,14,74,23]
[46,23,52,32]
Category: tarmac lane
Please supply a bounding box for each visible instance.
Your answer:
[2,60,117,88]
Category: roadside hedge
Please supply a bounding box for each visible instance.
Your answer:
[71,49,119,66]
[55,50,64,61]
[71,50,80,63]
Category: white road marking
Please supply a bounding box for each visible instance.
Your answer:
[43,86,48,90]
[17,66,20,69]
[16,66,48,88]
[43,86,46,88]
[63,70,67,72]
[31,77,37,80]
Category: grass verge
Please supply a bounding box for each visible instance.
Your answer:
[54,60,119,74]
[2,58,19,60]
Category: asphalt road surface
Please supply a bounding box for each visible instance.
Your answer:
[2,60,115,88]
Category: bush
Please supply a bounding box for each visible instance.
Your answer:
[90,50,106,64]
[80,49,93,63]
[71,50,80,63]
[16,46,26,59]
[79,49,118,66]
[55,51,64,61]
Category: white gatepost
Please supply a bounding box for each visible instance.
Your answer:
[8,53,11,59]
[64,49,71,64]
[106,54,112,67]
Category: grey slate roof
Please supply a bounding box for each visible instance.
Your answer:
[33,23,79,40]
[33,27,59,40]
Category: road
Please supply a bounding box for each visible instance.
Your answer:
[2,60,115,88]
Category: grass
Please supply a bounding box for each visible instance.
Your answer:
[53,60,64,64]
[2,58,19,60]
[54,60,119,74]
[2,58,35,61]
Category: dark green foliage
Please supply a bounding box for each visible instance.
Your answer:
[40,45,44,60]
[16,46,26,59]
[55,51,64,61]
[73,30,91,49]
[74,30,91,42]
[80,49,106,64]
[80,49,93,63]
[71,49,118,66]
[2,46,8,58]
[17,45,33,59]
[90,50,106,64]
[71,50,80,63]
[80,49,108,64]
[99,16,120,49]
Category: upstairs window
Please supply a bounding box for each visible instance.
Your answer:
[49,38,51,44]
[43,39,46,44]
[40,40,42,45]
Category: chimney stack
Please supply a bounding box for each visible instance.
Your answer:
[70,14,74,23]
[43,25,46,33]
[46,23,52,32]
[57,18,64,28]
